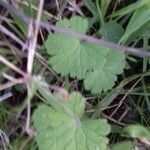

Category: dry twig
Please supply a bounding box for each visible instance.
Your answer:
[25,0,44,137]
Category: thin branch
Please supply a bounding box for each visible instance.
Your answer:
[0,23,60,80]
[0,92,12,102]
[0,78,24,91]
[27,0,43,74]
[26,0,44,137]
[0,24,26,48]
[0,55,26,77]
[110,76,143,117]
[3,72,22,83]
[1,0,150,57]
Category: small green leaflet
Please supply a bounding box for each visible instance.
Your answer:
[111,142,134,150]
[123,125,150,140]
[100,21,125,43]
[32,92,111,150]
[45,16,126,93]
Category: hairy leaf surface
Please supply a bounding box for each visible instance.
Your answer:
[45,16,126,93]
[32,92,110,150]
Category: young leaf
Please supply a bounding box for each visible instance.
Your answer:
[100,21,124,43]
[45,16,126,93]
[123,125,150,140]
[111,142,134,150]
[32,92,110,150]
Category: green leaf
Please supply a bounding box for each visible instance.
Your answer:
[111,0,150,18]
[123,125,150,140]
[32,92,110,150]
[100,0,111,18]
[21,0,48,21]
[100,21,124,43]
[84,49,125,93]
[85,0,98,16]
[65,92,85,117]
[120,5,150,43]
[111,142,134,150]
[45,16,126,93]
[11,13,27,35]
[0,63,5,75]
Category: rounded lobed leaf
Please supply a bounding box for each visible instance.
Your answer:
[45,16,126,93]
[32,92,111,150]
